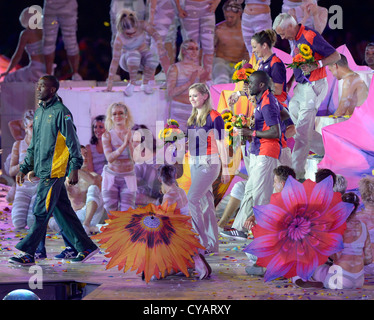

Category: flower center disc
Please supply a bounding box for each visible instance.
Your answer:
[142,215,161,230]
[288,217,311,241]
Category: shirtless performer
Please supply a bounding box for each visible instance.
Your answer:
[328,54,369,116]
[212,0,249,84]
[49,146,107,234]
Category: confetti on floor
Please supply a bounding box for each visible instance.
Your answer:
[1,183,374,300]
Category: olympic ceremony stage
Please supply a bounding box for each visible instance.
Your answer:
[1,79,374,306]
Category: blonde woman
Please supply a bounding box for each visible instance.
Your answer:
[101,102,137,213]
[186,83,230,254]
[105,9,169,96]
[166,39,208,133]
[1,7,45,82]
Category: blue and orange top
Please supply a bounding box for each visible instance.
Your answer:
[258,53,288,103]
[250,90,282,159]
[187,110,225,157]
[292,24,337,84]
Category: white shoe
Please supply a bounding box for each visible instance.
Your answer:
[72,73,83,81]
[124,83,135,96]
[141,83,154,95]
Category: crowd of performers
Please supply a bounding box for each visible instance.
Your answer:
[1,0,374,289]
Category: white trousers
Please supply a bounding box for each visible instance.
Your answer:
[188,154,221,253]
[289,78,328,179]
[232,154,278,232]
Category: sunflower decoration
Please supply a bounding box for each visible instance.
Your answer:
[158,119,185,145]
[232,60,255,83]
[221,108,233,122]
[92,202,205,283]
[286,43,316,75]
[220,109,234,146]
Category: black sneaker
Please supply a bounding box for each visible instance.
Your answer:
[54,246,78,259]
[71,247,99,263]
[8,253,35,266]
[220,229,248,241]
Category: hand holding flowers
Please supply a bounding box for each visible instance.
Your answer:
[222,109,254,147]
[286,44,317,76]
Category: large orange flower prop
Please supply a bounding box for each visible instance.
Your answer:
[92,202,205,283]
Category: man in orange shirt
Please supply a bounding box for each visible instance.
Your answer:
[273,13,340,181]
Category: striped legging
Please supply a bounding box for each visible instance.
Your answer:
[241,12,272,57]
[119,48,159,83]
[101,165,137,213]
[42,0,79,56]
[180,0,215,75]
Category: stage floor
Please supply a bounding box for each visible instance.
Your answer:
[0,184,373,301]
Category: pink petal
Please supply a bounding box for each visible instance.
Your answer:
[309,176,334,213]
[311,231,344,256]
[281,177,307,214]
[296,257,319,281]
[254,204,288,232]
[318,202,353,231]
[264,252,295,282]
[244,234,281,258]
[294,240,320,280]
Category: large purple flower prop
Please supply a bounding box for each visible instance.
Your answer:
[244,176,353,282]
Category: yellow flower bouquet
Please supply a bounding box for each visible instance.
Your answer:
[158,119,185,145]
[231,113,254,146]
[232,60,255,83]
[286,43,316,75]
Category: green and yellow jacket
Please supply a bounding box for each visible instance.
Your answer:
[20,95,83,178]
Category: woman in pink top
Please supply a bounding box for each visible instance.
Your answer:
[101,102,137,213]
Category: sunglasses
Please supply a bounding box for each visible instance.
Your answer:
[186,46,199,51]
[224,5,242,13]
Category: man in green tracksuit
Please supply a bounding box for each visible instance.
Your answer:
[9,75,99,265]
